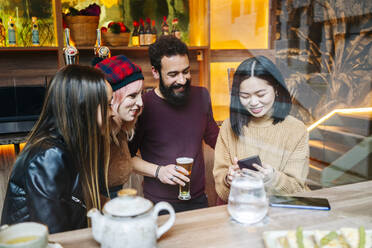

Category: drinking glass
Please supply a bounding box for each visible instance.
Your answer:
[227,170,268,224]
[176,157,193,200]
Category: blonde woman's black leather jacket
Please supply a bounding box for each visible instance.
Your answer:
[1,138,87,234]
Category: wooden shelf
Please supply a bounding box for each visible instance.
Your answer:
[75,45,209,51]
[0,47,59,52]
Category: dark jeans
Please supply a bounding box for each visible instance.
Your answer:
[159,193,208,215]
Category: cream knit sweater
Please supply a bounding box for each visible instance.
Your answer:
[213,115,310,202]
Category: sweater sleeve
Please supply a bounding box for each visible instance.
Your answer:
[213,120,233,202]
[108,136,132,188]
[271,128,310,194]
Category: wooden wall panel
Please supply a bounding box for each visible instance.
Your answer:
[0,51,59,87]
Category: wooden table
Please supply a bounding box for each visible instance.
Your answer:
[49,181,372,248]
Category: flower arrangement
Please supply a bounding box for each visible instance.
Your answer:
[101,21,130,47]
[65,4,101,17]
[63,4,101,46]
[101,22,130,34]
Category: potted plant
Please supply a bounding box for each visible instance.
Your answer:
[64,4,101,46]
[102,22,130,47]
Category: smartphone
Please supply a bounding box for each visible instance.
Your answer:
[237,155,262,171]
[269,195,331,211]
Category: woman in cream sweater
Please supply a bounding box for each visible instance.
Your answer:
[213,56,310,203]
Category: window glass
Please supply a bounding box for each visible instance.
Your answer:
[210,0,372,190]
[0,0,57,46]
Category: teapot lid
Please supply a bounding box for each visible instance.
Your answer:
[103,189,153,217]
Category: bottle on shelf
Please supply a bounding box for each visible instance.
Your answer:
[31,17,40,46]
[94,28,110,59]
[0,18,5,47]
[161,16,169,36]
[171,18,181,39]
[139,18,145,46]
[63,28,79,65]
[144,18,152,46]
[131,21,139,47]
[94,28,101,53]
[8,16,17,47]
[151,20,157,44]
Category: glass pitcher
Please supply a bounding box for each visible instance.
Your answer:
[227,170,268,224]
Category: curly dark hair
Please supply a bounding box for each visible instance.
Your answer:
[230,56,292,136]
[148,35,189,72]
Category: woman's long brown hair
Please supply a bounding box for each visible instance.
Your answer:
[25,64,110,211]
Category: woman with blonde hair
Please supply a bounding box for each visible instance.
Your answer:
[95,55,145,196]
[1,65,113,233]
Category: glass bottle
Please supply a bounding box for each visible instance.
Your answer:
[0,18,6,47]
[8,16,16,47]
[151,20,157,44]
[171,18,181,39]
[31,17,40,46]
[144,18,152,46]
[63,28,79,65]
[139,18,145,46]
[131,21,139,47]
[94,28,110,59]
[94,28,101,53]
[161,16,169,36]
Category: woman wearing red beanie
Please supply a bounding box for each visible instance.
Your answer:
[95,55,145,197]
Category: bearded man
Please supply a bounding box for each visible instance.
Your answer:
[130,36,219,212]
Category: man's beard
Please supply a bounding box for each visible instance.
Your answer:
[159,75,191,107]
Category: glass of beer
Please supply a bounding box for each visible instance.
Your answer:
[176,157,194,200]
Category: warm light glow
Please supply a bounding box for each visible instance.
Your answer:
[210,0,269,49]
[0,145,15,154]
[309,164,322,171]
[52,0,59,47]
[99,0,118,8]
[307,107,372,132]
[189,0,208,46]
[0,144,16,166]
[210,62,241,122]
[20,143,26,151]
[69,39,76,47]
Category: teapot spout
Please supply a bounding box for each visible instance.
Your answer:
[87,208,105,243]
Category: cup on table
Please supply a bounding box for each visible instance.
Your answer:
[176,157,194,200]
[0,222,49,248]
[228,170,268,224]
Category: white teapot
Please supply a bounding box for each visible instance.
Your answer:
[87,188,175,248]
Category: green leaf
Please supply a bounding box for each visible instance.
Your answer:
[359,226,366,248]
[320,231,338,246]
[296,227,304,248]
[109,23,121,34]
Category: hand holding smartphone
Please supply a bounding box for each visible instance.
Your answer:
[237,155,262,171]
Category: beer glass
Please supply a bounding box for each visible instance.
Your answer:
[176,157,193,200]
